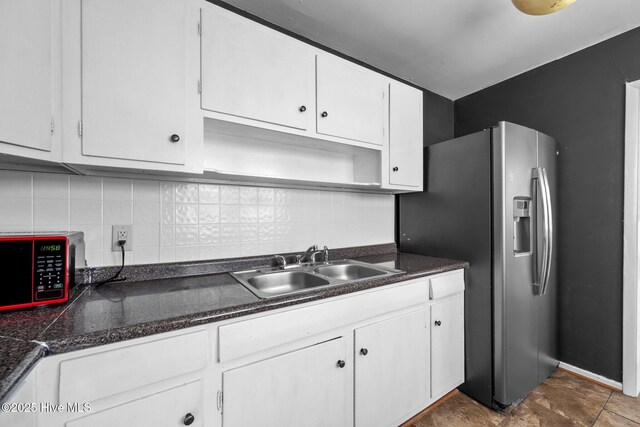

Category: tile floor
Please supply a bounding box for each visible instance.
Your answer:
[406,370,640,426]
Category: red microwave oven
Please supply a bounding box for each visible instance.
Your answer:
[0,232,85,311]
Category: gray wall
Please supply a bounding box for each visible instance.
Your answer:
[424,90,454,146]
[455,27,640,381]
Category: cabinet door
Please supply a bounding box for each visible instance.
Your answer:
[80,0,186,165]
[65,380,203,427]
[0,371,36,427]
[0,0,57,153]
[316,54,386,146]
[388,81,423,187]
[354,308,428,427]
[223,337,349,427]
[431,295,465,398]
[201,7,311,131]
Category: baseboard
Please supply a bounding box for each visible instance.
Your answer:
[558,362,622,391]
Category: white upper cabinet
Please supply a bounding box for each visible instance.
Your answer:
[79,0,187,165]
[316,54,387,146]
[198,4,423,191]
[385,81,424,189]
[0,0,422,191]
[201,7,313,131]
[61,0,202,173]
[0,0,61,161]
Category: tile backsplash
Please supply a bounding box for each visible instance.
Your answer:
[0,171,395,267]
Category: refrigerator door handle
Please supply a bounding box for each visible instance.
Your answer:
[532,172,540,287]
[540,167,553,295]
[532,167,553,295]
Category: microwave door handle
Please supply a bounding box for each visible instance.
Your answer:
[540,167,553,295]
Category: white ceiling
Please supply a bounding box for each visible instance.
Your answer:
[220,0,640,100]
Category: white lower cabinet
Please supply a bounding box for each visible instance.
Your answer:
[1,373,37,427]
[29,329,210,427]
[65,380,203,427]
[217,272,464,427]
[222,337,349,427]
[3,270,465,427]
[354,308,428,427]
[430,294,465,399]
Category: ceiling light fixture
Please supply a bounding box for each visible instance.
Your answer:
[512,0,577,15]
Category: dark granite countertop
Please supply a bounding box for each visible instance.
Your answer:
[0,244,467,403]
[0,337,45,403]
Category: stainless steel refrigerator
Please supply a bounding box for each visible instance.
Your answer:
[398,121,558,408]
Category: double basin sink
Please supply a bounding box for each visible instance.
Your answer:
[231,259,404,299]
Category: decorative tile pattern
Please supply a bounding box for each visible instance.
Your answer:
[175,183,198,203]
[239,187,258,205]
[0,171,394,266]
[220,185,240,204]
[175,204,198,224]
[199,224,220,245]
[198,184,219,204]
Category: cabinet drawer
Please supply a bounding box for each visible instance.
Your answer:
[59,330,207,404]
[66,380,203,427]
[218,278,429,362]
[429,270,465,300]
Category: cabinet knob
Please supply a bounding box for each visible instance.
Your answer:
[360,348,368,356]
[183,413,195,425]
[392,166,399,172]
[170,134,180,143]
[337,360,346,368]
[434,320,442,326]
[321,111,328,118]
[299,105,307,112]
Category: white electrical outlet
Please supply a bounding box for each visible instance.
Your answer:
[112,225,133,251]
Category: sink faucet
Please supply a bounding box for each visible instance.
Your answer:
[274,255,288,269]
[311,246,329,264]
[297,245,318,265]
[298,245,330,265]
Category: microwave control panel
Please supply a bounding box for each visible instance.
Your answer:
[34,239,66,300]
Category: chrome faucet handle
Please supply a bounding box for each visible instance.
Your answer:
[323,246,329,264]
[310,250,323,264]
[274,255,287,269]
[298,244,319,264]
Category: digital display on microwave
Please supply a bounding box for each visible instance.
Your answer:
[40,244,62,252]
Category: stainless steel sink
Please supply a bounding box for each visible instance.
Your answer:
[247,271,330,295]
[313,263,388,281]
[231,259,403,299]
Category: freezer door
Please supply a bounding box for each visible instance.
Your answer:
[536,131,559,383]
[493,122,539,406]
